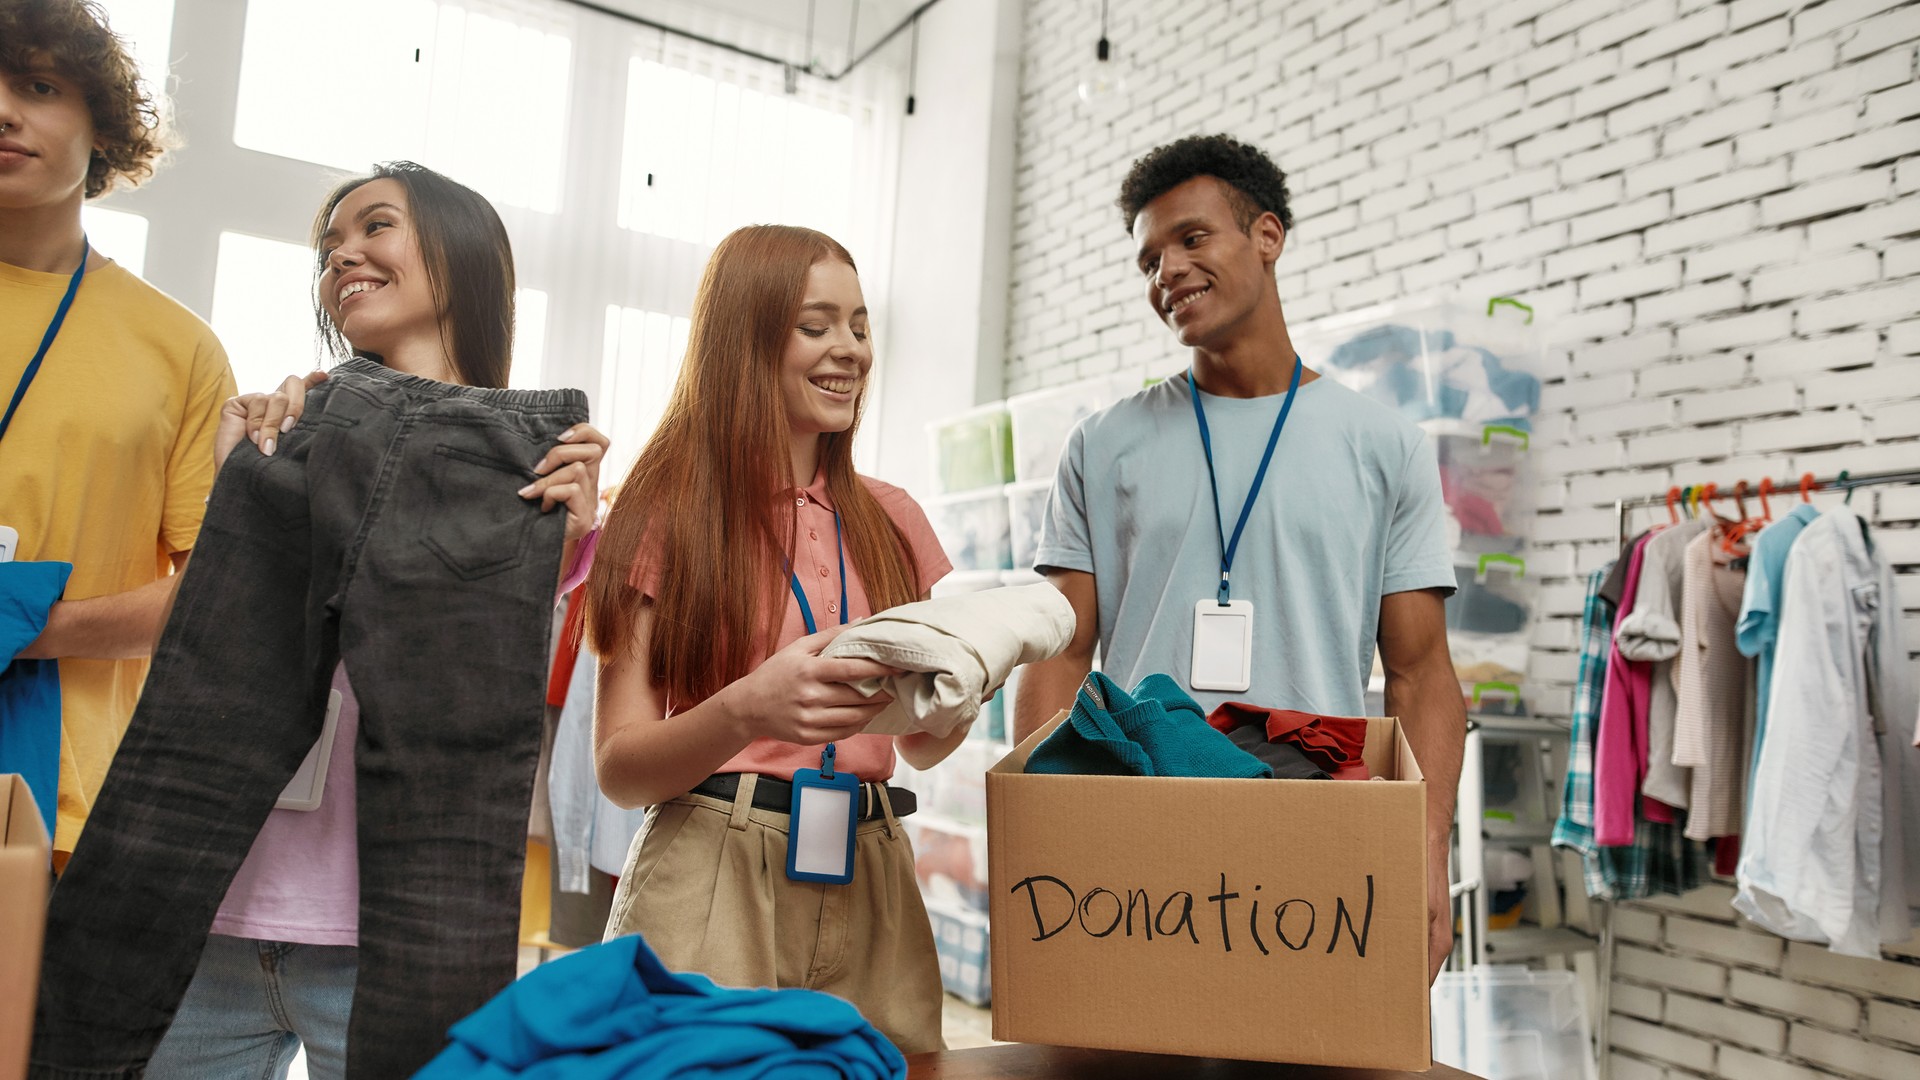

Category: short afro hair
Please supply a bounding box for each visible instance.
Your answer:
[0,0,169,198]
[1117,134,1292,237]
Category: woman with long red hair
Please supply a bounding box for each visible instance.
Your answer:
[586,225,960,1052]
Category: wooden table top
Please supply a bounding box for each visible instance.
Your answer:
[906,1044,1482,1078]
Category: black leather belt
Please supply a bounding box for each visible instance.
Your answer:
[691,773,917,821]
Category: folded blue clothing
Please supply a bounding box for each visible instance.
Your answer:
[1,560,72,837]
[1024,671,1272,779]
[413,933,906,1079]
[1321,323,1540,426]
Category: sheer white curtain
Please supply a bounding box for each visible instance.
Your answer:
[90,0,905,473]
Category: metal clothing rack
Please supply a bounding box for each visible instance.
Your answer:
[1612,468,1920,546]
[1592,465,1920,1080]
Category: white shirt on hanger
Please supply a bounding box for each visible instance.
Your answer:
[1735,507,1920,958]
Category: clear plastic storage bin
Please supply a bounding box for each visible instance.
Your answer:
[924,490,1013,572]
[927,403,1014,495]
[1005,479,1053,570]
[1007,371,1143,483]
[1447,552,1535,691]
[921,739,996,826]
[1430,968,1597,1080]
[908,815,989,915]
[1426,418,1535,554]
[1294,297,1544,429]
[925,899,991,1006]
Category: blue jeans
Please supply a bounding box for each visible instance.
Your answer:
[146,935,356,1080]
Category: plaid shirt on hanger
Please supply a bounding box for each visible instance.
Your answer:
[1552,564,1711,901]
[1553,568,1614,899]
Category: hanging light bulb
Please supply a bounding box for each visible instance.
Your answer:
[1075,0,1127,103]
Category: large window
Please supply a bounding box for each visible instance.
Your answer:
[88,0,902,462]
[81,207,149,278]
[598,306,690,473]
[96,0,175,103]
[232,0,571,213]
[511,288,548,391]
[618,60,857,246]
[211,231,318,394]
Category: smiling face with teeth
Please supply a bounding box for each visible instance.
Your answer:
[1132,175,1286,355]
[781,258,873,450]
[315,178,445,377]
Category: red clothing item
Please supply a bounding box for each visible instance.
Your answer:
[1642,796,1679,825]
[1439,466,1505,536]
[547,584,587,707]
[1207,703,1374,781]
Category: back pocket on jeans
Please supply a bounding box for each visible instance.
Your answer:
[420,444,539,581]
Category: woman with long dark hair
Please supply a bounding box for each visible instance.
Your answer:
[587,224,960,1054]
[141,162,608,1079]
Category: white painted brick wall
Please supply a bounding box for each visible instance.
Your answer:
[1004,1,1920,1074]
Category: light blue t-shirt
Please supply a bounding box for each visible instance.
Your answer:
[1735,502,1821,768]
[1036,372,1456,717]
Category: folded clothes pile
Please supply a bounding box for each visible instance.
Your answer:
[415,932,907,1078]
[1025,671,1270,779]
[1323,324,1540,427]
[1207,703,1376,781]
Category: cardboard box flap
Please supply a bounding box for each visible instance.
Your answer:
[4,774,50,849]
[2,775,53,1080]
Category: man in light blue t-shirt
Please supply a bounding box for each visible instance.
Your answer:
[1014,135,1466,983]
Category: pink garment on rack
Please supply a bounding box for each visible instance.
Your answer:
[1594,532,1654,846]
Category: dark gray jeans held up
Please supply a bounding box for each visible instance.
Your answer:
[32,359,589,1079]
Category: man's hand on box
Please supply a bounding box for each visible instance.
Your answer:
[1427,842,1454,983]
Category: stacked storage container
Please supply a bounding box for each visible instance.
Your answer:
[909,370,1146,1005]
[1294,297,1545,715]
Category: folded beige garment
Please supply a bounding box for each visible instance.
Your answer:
[822,583,1076,737]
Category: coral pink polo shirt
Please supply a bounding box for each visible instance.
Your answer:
[632,470,950,782]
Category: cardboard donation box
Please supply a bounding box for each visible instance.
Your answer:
[2,775,52,1080]
[986,714,1431,1070]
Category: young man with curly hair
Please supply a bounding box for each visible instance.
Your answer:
[1013,134,1466,982]
[0,0,235,865]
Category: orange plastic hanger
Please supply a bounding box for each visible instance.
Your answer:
[1721,480,1757,555]
[1799,472,1815,503]
[1700,482,1724,522]
[1757,477,1774,522]
[1666,486,1682,524]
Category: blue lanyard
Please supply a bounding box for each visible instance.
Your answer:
[1,238,88,445]
[787,511,848,635]
[1187,356,1302,606]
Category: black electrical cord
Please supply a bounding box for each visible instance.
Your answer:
[906,16,919,115]
[555,0,945,84]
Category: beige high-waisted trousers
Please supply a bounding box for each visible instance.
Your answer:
[605,775,946,1054]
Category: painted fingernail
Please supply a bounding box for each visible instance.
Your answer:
[518,484,536,497]
[262,438,276,456]
[556,428,576,442]
[281,416,297,432]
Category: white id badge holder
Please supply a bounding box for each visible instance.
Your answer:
[787,742,859,886]
[1191,599,1254,693]
[276,689,343,812]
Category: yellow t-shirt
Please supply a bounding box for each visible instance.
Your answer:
[0,258,235,856]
